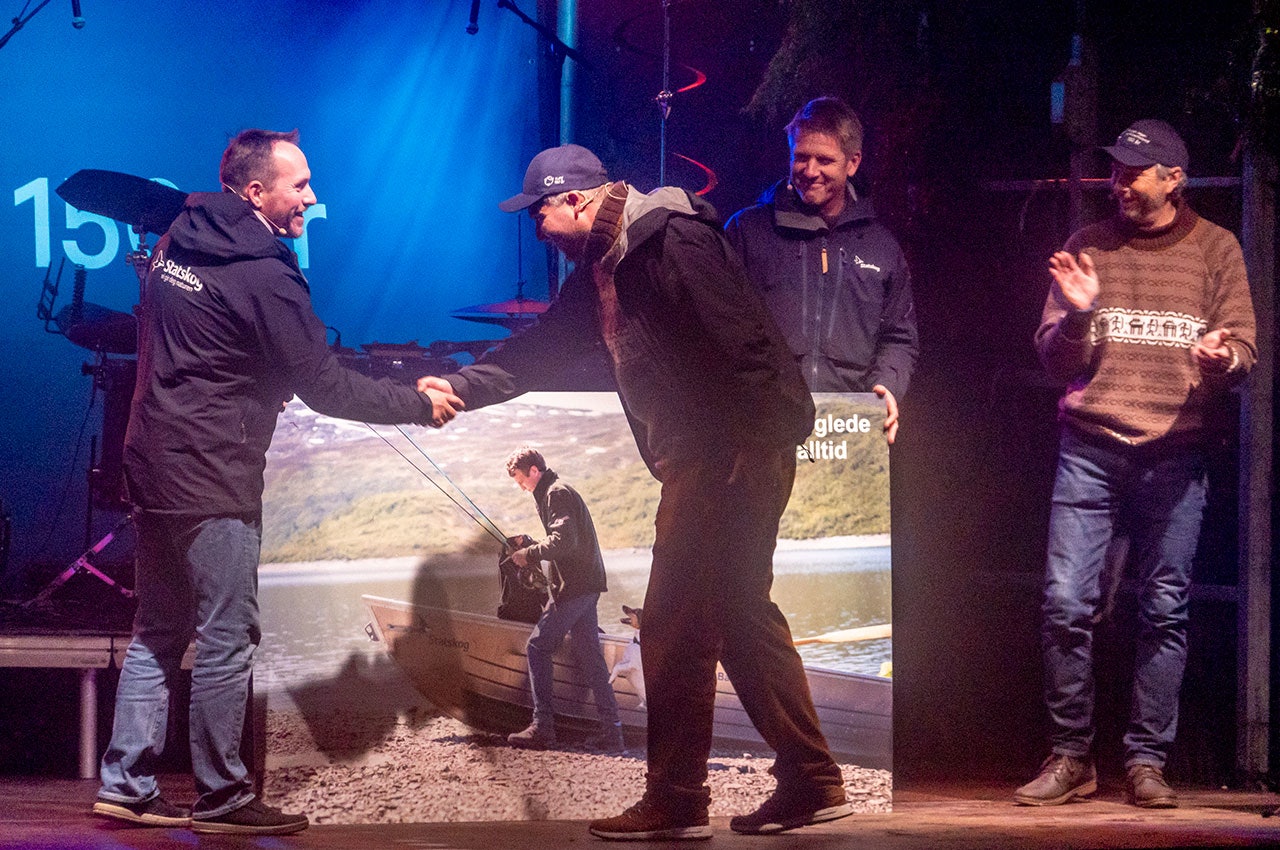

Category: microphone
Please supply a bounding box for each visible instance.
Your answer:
[466,0,480,34]
[71,0,85,29]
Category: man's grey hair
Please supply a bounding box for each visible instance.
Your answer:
[537,184,609,210]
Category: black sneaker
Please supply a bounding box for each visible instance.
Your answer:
[191,799,309,835]
[92,795,191,827]
[729,784,853,834]
[589,793,712,841]
[1013,754,1097,806]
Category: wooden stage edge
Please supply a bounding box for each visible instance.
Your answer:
[2,776,1279,849]
[0,632,195,782]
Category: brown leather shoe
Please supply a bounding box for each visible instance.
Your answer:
[1013,754,1097,806]
[1126,763,1177,808]
[507,720,555,750]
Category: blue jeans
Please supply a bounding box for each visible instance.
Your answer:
[527,591,620,728]
[98,513,261,818]
[1042,430,1207,768]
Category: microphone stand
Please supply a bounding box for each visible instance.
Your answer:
[495,0,590,71]
[0,0,54,51]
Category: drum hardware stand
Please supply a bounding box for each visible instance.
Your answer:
[25,346,136,608]
[126,223,152,302]
[23,512,134,608]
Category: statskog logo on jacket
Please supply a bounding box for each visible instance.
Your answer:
[150,249,204,293]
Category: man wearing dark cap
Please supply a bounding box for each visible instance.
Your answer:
[420,144,852,839]
[1016,119,1255,809]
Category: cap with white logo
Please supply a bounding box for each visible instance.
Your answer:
[499,144,610,212]
[1100,119,1188,170]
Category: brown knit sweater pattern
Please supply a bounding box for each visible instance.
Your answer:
[1034,202,1256,447]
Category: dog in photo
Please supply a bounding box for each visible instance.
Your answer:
[609,604,645,709]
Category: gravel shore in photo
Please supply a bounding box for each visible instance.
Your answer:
[264,706,892,824]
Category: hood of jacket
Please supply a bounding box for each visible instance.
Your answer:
[168,191,300,270]
[604,185,722,270]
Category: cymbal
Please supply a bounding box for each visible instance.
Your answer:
[55,303,137,354]
[451,297,549,330]
[55,169,188,235]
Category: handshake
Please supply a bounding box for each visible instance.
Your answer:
[416,375,464,428]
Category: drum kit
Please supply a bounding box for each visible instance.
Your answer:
[48,169,188,357]
[39,171,185,515]
[19,171,186,606]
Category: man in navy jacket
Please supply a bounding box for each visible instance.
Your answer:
[726,96,918,443]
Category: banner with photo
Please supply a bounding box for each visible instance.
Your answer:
[256,391,892,822]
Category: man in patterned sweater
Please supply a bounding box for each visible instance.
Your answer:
[1015,119,1255,809]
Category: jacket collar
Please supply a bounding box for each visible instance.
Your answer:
[533,468,558,499]
[764,178,875,234]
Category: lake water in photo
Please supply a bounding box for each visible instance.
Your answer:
[255,542,892,696]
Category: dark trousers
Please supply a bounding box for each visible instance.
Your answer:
[641,447,843,802]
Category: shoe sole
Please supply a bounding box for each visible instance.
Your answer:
[507,738,554,750]
[191,819,309,835]
[1013,778,1098,806]
[730,801,855,834]
[91,801,192,827]
[588,824,712,841]
[1128,794,1178,809]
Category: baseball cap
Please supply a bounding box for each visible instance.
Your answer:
[1100,119,1189,169]
[498,144,610,212]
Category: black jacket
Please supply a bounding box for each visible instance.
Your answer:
[725,179,918,399]
[523,469,607,600]
[124,191,433,516]
[443,185,814,478]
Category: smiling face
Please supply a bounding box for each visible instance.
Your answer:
[789,130,861,222]
[250,142,316,238]
[1110,161,1181,230]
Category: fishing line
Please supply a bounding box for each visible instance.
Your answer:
[391,425,510,542]
[363,423,509,548]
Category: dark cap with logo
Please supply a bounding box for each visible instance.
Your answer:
[499,144,610,212]
[1100,119,1189,170]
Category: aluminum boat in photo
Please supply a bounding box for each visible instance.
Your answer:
[362,594,892,768]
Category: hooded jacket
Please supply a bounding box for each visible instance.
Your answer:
[443,185,815,477]
[724,179,918,398]
[124,191,433,516]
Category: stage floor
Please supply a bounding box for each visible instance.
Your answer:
[2,776,1278,849]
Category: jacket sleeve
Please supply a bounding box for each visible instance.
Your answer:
[442,272,603,410]
[1202,227,1257,390]
[250,261,434,425]
[523,487,581,564]
[1033,233,1097,385]
[659,216,814,447]
[868,246,919,400]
